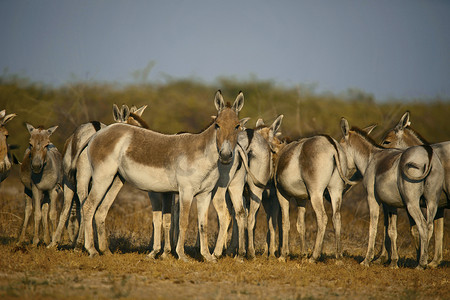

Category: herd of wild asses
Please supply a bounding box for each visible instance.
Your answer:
[1,91,448,269]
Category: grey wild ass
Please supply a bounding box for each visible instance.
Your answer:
[80,91,244,261]
[48,104,148,248]
[243,116,284,259]
[0,110,17,182]
[380,111,449,268]
[274,131,354,263]
[340,118,444,269]
[18,124,63,246]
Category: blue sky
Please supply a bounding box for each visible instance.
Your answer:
[1,0,449,100]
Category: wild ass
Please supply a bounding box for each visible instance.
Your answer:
[379,111,449,268]
[48,104,148,248]
[18,124,63,245]
[340,118,443,268]
[0,110,17,182]
[274,130,354,262]
[80,91,244,261]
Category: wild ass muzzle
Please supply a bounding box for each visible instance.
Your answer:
[379,111,449,268]
[18,124,62,246]
[80,91,244,261]
[0,110,17,182]
[340,118,444,269]
[48,104,148,249]
[274,129,355,263]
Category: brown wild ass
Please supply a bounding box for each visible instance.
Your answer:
[0,110,17,182]
[80,91,244,261]
[18,124,63,246]
[340,118,443,269]
[273,130,354,263]
[380,111,449,268]
[48,104,148,248]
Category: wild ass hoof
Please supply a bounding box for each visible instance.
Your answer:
[389,261,399,269]
[101,249,113,256]
[428,260,440,269]
[203,254,217,263]
[147,250,159,260]
[360,259,370,267]
[415,263,427,270]
[177,253,192,263]
[160,251,172,260]
[277,256,287,263]
[88,250,99,258]
[47,242,58,249]
[234,255,244,263]
[335,259,344,266]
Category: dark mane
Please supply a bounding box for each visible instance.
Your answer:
[351,126,385,149]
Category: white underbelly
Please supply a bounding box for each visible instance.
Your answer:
[119,161,177,193]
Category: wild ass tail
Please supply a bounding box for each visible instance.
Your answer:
[323,135,358,186]
[400,145,433,181]
[68,132,95,180]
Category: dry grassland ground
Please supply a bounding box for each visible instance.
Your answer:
[0,172,449,299]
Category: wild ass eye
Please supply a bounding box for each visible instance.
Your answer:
[215,123,220,130]
[382,140,391,145]
[235,124,240,130]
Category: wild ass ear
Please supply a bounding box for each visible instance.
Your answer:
[47,126,58,136]
[133,105,148,117]
[395,111,410,131]
[232,91,244,113]
[340,118,350,139]
[239,117,250,129]
[362,124,377,135]
[112,104,122,122]
[121,105,130,121]
[214,90,225,112]
[0,110,5,119]
[270,115,284,135]
[1,113,16,125]
[25,123,35,134]
[255,118,265,127]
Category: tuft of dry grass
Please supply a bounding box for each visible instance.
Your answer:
[0,172,449,299]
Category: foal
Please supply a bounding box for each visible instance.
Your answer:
[340,118,443,268]
[80,91,244,261]
[18,124,63,245]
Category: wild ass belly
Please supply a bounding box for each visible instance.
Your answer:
[277,164,308,199]
[374,172,404,208]
[119,158,177,193]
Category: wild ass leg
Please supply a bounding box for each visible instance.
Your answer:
[176,190,194,262]
[375,205,390,264]
[247,187,264,259]
[405,202,429,269]
[227,171,247,260]
[196,192,216,262]
[387,210,399,269]
[295,199,307,259]
[161,193,173,259]
[67,197,80,243]
[83,172,116,257]
[429,208,444,268]
[171,195,180,251]
[95,175,125,255]
[264,191,280,258]
[277,189,290,261]
[212,186,230,259]
[48,187,59,244]
[32,186,44,246]
[328,186,343,262]
[74,152,92,251]
[309,190,328,263]
[148,192,163,259]
[49,179,74,248]
[361,191,380,267]
[17,188,33,245]
[41,200,50,245]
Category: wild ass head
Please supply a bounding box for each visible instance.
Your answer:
[26,123,58,174]
[381,111,428,148]
[0,110,16,173]
[255,115,284,153]
[213,90,245,164]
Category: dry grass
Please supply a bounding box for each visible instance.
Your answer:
[0,171,449,299]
